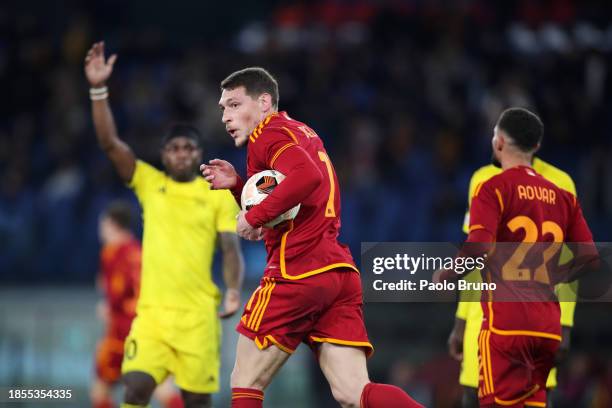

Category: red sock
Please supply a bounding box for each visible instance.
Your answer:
[93,398,114,408]
[231,388,264,407]
[360,382,424,408]
[162,392,184,408]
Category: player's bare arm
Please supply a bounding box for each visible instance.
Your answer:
[448,317,465,361]
[218,232,245,318]
[85,41,135,182]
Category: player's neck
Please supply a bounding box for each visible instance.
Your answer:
[501,155,532,171]
[255,109,278,127]
[105,231,133,246]
[171,173,197,183]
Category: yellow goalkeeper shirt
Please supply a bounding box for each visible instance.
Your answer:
[128,160,239,310]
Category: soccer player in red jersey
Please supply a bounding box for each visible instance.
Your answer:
[201,68,423,408]
[91,201,182,408]
[463,108,595,407]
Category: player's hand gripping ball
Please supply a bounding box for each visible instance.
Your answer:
[241,170,300,228]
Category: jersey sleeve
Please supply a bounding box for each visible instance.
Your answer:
[468,179,503,238]
[463,173,484,234]
[556,282,578,327]
[567,198,593,243]
[127,160,164,203]
[455,301,469,319]
[127,245,142,304]
[246,143,323,228]
[215,190,240,233]
[249,128,297,170]
[559,173,576,196]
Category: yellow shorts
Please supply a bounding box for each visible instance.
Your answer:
[460,323,557,388]
[121,304,221,393]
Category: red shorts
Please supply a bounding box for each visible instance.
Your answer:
[236,269,373,357]
[478,329,559,407]
[95,335,126,383]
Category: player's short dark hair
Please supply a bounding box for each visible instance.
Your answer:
[161,123,202,148]
[497,108,543,152]
[220,67,279,108]
[103,200,133,231]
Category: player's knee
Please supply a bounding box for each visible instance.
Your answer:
[230,366,268,390]
[122,371,156,405]
[330,384,362,408]
[181,391,211,408]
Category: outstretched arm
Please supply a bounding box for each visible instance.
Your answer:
[85,41,135,182]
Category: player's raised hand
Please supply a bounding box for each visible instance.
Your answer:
[219,288,241,319]
[200,159,238,190]
[84,41,117,87]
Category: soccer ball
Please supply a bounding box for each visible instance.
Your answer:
[241,170,300,228]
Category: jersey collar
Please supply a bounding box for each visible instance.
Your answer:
[249,111,282,144]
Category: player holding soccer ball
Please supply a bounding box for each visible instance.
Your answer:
[201,67,423,408]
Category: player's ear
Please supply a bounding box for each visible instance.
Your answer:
[533,142,541,154]
[259,93,272,112]
[496,131,506,151]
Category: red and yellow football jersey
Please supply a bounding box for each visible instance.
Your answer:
[100,239,141,338]
[468,165,593,339]
[244,111,357,280]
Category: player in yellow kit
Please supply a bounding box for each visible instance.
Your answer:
[447,157,578,408]
[85,41,245,408]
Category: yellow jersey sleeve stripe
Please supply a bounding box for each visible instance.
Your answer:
[281,126,299,144]
[269,142,296,168]
[495,188,504,212]
[473,182,484,198]
[469,224,485,232]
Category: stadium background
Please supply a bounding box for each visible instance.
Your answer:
[1,0,612,406]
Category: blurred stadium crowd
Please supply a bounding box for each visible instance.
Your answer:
[1,1,612,406]
[2,0,612,282]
